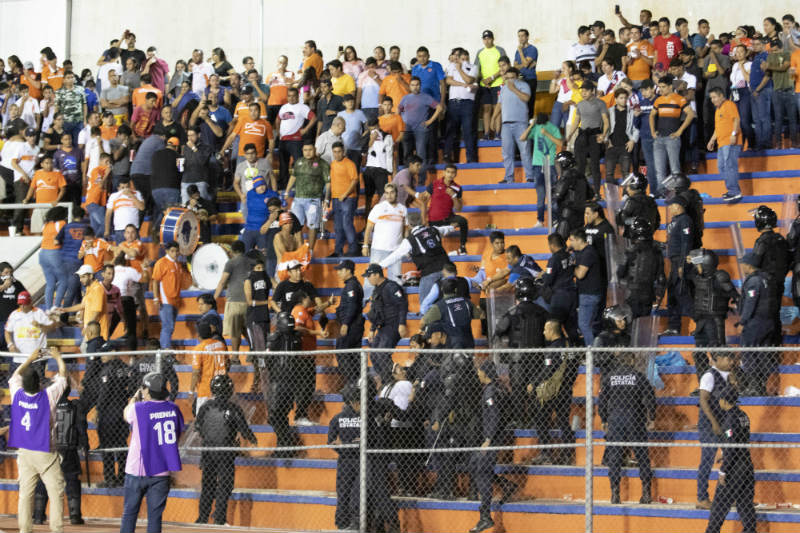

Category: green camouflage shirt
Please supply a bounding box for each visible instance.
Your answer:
[293,156,330,198]
[55,86,86,123]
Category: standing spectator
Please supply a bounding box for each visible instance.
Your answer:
[189,49,215,97]
[220,101,274,163]
[316,79,344,135]
[329,143,359,257]
[152,105,184,144]
[730,45,754,150]
[181,127,214,202]
[150,137,181,234]
[276,87,316,190]
[377,97,405,162]
[495,67,534,184]
[22,153,66,233]
[112,253,142,351]
[514,29,539,115]
[398,77,442,173]
[653,17,683,67]
[597,29,628,71]
[77,227,111,274]
[475,30,507,139]
[285,143,330,253]
[568,229,605,346]
[650,75,695,192]
[131,92,160,138]
[363,183,408,295]
[132,74,164,110]
[315,116,345,164]
[444,48,478,163]
[596,59,625,96]
[707,88,742,203]
[749,38,773,150]
[241,176,278,252]
[53,132,85,207]
[105,178,144,243]
[213,240,251,357]
[356,57,384,122]
[100,69,130,124]
[568,26,598,71]
[142,47,169,93]
[635,80,658,193]
[379,61,411,113]
[4,291,55,370]
[234,143,274,223]
[411,46,446,155]
[151,241,183,349]
[54,208,86,310]
[129,132,164,214]
[522,113,562,226]
[83,153,111,235]
[328,60,356,98]
[362,119,395,215]
[267,55,295,123]
[766,39,798,148]
[426,164,468,255]
[625,27,656,88]
[337,94,367,165]
[291,291,329,425]
[701,40,732,143]
[16,84,40,130]
[0,263,27,352]
[604,89,638,183]
[568,81,608,193]
[54,71,86,145]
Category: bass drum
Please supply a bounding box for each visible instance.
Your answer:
[160,207,200,256]
[191,243,231,290]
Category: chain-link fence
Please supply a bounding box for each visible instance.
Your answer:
[1,345,799,532]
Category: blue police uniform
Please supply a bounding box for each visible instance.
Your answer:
[470,380,501,521]
[368,279,408,382]
[508,254,542,284]
[541,248,580,343]
[335,276,365,385]
[435,295,477,349]
[666,211,695,332]
[328,402,361,530]
[739,268,776,393]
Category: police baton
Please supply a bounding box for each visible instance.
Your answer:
[84,448,91,487]
[425,419,447,467]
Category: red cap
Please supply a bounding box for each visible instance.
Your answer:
[17,291,31,305]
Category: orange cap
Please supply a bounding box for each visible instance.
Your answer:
[279,212,293,226]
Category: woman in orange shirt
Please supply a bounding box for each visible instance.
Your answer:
[291,291,327,426]
[39,206,68,309]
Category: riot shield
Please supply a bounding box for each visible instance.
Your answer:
[630,314,662,388]
[780,193,797,232]
[603,182,623,234]
[544,154,554,233]
[729,222,746,283]
[605,233,625,305]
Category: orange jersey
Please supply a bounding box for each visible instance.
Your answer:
[80,238,111,272]
[20,71,42,99]
[100,124,118,141]
[152,256,182,305]
[330,158,358,199]
[41,65,64,91]
[192,338,228,397]
[233,100,267,122]
[83,166,110,207]
[234,119,273,157]
[378,113,405,142]
[118,239,145,273]
[715,100,742,147]
[84,280,110,339]
[41,220,65,250]
[291,304,318,352]
[379,74,411,112]
[302,53,323,77]
[29,170,66,204]
[132,84,163,108]
[481,248,508,296]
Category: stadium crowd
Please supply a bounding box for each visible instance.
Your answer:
[0,8,800,533]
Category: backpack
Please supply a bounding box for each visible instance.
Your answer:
[536,359,568,406]
[54,400,78,451]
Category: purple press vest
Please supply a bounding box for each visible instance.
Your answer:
[134,401,184,476]
[8,389,51,452]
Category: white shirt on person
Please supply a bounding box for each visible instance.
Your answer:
[367,200,407,251]
[113,265,142,298]
[699,367,730,393]
[20,98,40,129]
[190,62,215,95]
[445,61,478,101]
[107,189,144,231]
[5,307,52,363]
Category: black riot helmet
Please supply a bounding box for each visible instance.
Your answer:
[602,304,633,332]
[514,277,537,302]
[210,374,234,400]
[688,248,719,272]
[630,217,653,241]
[143,372,168,400]
[663,173,691,193]
[752,205,777,231]
[276,311,295,333]
[621,171,648,192]
[555,150,576,170]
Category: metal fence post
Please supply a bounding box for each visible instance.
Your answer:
[584,348,594,533]
[359,348,368,533]
[155,350,162,373]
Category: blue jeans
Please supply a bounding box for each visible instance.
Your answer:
[640,137,657,195]
[239,229,264,252]
[444,99,477,162]
[86,203,106,237]
[61,259,83,308]
[717,144,742,196]
[151,188,181,236]
[181,181,211,203]
[419,271,443,308]
[402,127,431,172]
[113,230,126,244]
[773,89,798,141]
[364,248,401,301]
[501,122,533,182]
[751,87,773,148]
[550,100,567,128]
[333,197,357,254]
[653,136,681,187]
[531,165,556,222]
[578,293,603,346]
[732,88,754,148]
[159,303,177,349]
[120,474,171,533]
[63,121,82,146]
[39,249,65,310]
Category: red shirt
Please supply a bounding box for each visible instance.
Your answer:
[427,178,462,223]
[653,34,683,67]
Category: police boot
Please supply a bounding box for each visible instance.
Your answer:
[68,495,85,525]
[610,484,621,504]
[32,492,47,524]
[470,512,494,533]
[639,480,652,504]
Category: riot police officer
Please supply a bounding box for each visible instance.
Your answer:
[704,386,757,533]
[750,205,790,345]
[598,351,656,505]
[688,248,738,379]
[365,264,409,384]
[786,196,800,308]
[130,348,180,401]
[493,278,547,424]
[422,278,482,349]
[95,352,136,487]
[334,260,365,385]
[32,387,88,526]
[739,252,777,396]
[553,151,594,239]
[504,245,542,285]
[592,305,633,374]
[328,385,362,531]
[469,360,516,533]
[663,196,696,336]
[421,262,471,315]
[541,233,580,344]
[618,217,666,318]
[584,202,615,273]
[267,311,302,457]
[663,173,704,247]
[195,374,258,526]
[616,172,660,245]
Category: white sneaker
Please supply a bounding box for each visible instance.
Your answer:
[533,221,543,228]
[294,417,314,427]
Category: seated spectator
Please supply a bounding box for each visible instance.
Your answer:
[329,142,359,257]
[424,164,468,255]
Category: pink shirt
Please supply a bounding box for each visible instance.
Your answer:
[124,401,170,476]
[147,58,170,93]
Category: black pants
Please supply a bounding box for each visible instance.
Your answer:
[574,128,603,193]
[63,181,82,209]
[431,214,468,247]
[705,463,757,533]
[604,145,631,182]
[34,449,81,519]
[693,315,726,379]
[371,326,400,383]
[336,319,364,385]
[197,451,236,525]
[121,296,138,351]
[363,167,389,204]
[666,258,693,331]
[12,179,29,228]
[335,456,360,529]
[98,415,128,483]
[278,140,303,190]
[469,450,497,516]
[550,289,581,345]
[606,431,652,489]
[269,377,298,451]
[532,386,576,447]
[741,321,777,393]
[130,174,153,215]
[294,355,315,419]
[626,289,655,319]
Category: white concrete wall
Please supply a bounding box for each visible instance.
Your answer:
[1,0,797,75]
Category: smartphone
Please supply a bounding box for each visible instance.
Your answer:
[614,4,620,14]
[338,45,344,53]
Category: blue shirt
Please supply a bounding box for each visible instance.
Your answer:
[201,106,232,149]
[84,88,99,114]
[53,147,84,184]
[245,187,278,230]
[690,34,707,50]
[337,110,368,151]
[55,221,88,262]
[499,79,531,123]
[515,45,538,81]
[634,96,655,140]
[411,61,445,102]
[398,92,439,130]
[749,51,772,91]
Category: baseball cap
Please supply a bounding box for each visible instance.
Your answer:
[23,61,34,70]
[76,264,94,276]
[668,196,688,209]
[362,263,383,278]
[252,177,266,188]
[24,127,37,137]
[482,30,494,39]
[286,259,302,270]
[740,252,759,266]
[17,291,31,305]
[279,212,293,226]
[241,85,254,95]
[334,259,355,272]
[142,372,168,396]
[166,137,180,147]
